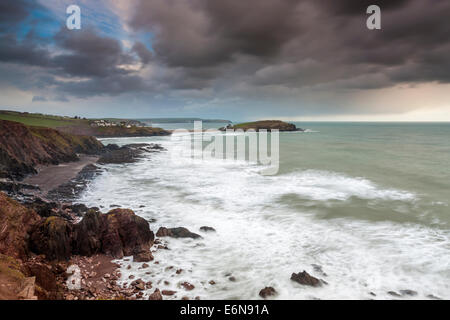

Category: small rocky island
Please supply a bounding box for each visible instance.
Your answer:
[220,120,303,132]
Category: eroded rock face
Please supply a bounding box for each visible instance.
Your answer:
[290,271,321,287]
[156,227,202,239]
[0,120,104,180]
[73,208,154,260]
[0,192,40,260]
[29,216,73,261]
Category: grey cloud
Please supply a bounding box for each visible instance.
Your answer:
[132,42,153,65]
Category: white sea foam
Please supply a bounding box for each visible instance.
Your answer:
[78,136,450,300]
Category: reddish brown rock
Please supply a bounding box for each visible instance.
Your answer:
[156,227,201,239]
[29,216,73,261]
[73,208,154,259]
[161,290,176,296]
[181,282,195,291]
[259,287,277,299]
[148,288,163,300]
[290,271,321,287]
[133,251,153,262]
[0,192,40,260]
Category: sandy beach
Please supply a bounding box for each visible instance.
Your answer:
[23,155,98,198]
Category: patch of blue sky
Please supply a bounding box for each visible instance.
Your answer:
[15,7,60,42]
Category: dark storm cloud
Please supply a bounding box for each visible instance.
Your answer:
[132,42,153,65]
[0,0,43,30]
[128,0,450,90]
[0,34,51,66]
[53,29,136,78]
[0,0,449,104]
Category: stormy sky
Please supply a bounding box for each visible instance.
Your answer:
[0,0,449,120]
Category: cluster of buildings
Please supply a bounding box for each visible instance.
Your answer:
[90,119,142,128]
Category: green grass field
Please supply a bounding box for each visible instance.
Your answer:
[0,110,89,128]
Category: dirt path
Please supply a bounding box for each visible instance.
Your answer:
[23,155,98,197]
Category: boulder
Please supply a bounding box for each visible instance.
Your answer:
[259,287,277,299]
[133,251,153,262]
[73,208,154,260]
[199,226,216,232]
[29,216,73,261]
[156,227,202,239]
[148,288,163,300]
[290,271,321,287]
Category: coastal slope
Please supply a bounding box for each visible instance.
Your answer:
[0,120,104,179]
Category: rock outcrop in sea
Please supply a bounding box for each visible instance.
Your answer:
[219,120,303,132]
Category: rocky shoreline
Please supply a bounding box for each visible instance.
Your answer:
[0,118,174,299]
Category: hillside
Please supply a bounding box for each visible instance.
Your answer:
[0,111,170,137]
[0,120,104,180]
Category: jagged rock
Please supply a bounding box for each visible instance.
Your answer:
[98,144,164,165]
[259,287,277,299]
[29,216,73,261]
[156,227,202,239]
[148,288,163,300]
[290,271,321,287]
[73,208,154,259]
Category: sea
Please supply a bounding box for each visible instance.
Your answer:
[78,122,450,300]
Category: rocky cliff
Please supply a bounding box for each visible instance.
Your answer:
[0,120,104,180]
[0,192,155,299]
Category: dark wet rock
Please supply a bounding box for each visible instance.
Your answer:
[0,179,39,196]
[161,290,176,296]
[181,282,195,291]
[400,289,418,296]
[73,208,154,259]
[62,203,90,216]
[426,294,441,300]
[156,227,202,239]
[199,226,216,232]
[47,164,102,202]
[133,251,154,262]
[290,271,321,287]
[369,292,376,296]
[387,291,401,297]
[98,143,165,165]
[259,287,277,299]
[132,279,146,290]
[228,276,237,282]
[148,288,163,300]
[29,216,73,261]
